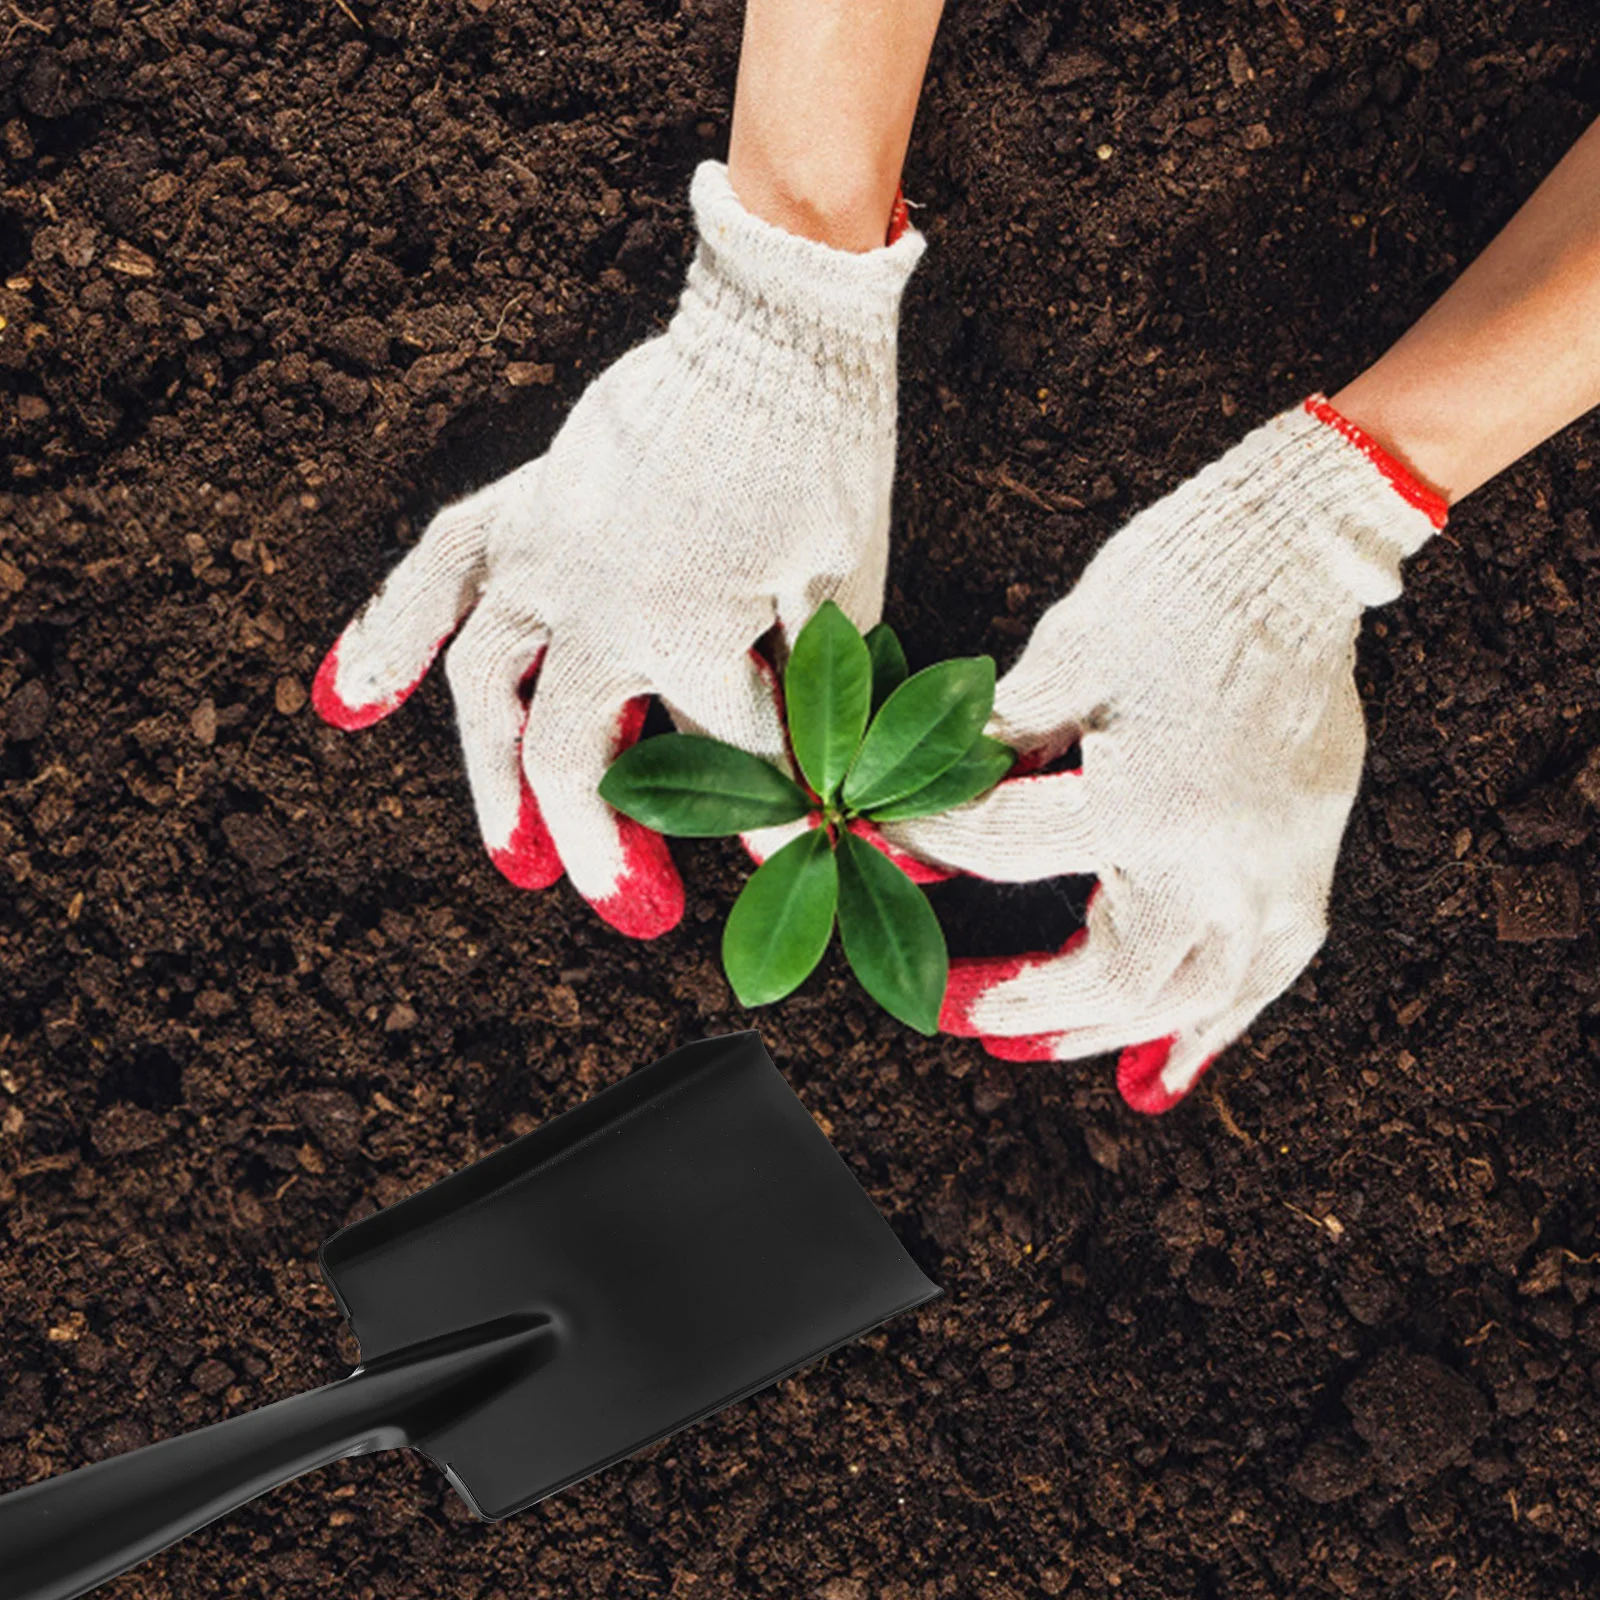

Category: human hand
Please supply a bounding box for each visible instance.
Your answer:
[884,399,1447,1111]
[313,163,923,936]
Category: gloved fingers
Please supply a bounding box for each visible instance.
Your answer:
[1116,918,1326,1113]
[742,814,821,867]
[444,603,561,891]
[313,482,501,730]
[657,648,790,770]
[658,647,815,869]
[774,561,886,651]
[1115,1030,1228,1116]
[521,641,683,938]
[980,608,1106,755]
[737,789,961,889]
[879,770,1097,882]
[940,930,1120,1038]
[844,818,956,884]
[945,881,1230,1038]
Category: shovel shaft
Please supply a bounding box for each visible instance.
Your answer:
[0,1313,558,1600]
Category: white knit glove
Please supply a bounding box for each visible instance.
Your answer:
[314,163,924,936]
[885,398,1447,1112]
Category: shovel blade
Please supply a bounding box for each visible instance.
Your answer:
[320,1033,937,1518]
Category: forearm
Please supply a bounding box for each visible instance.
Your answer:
[1333,116,1600,504]
[726,0,945,251]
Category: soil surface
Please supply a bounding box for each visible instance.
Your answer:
[4,2,1600,1597]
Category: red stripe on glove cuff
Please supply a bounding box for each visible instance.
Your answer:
[886,187,911,247]
[1303,394,1449,530]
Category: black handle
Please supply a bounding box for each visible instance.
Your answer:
[0,1314,558,1600]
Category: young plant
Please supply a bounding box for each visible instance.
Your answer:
[599,603,1013,1032]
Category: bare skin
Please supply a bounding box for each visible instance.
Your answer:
[724,4,1600,486]
[726,0,947,251]
[1333,116,1600,503]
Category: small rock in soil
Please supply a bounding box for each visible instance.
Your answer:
[1493,863,1583,941]
[1384,783,1439,852]
[91,1104,164,1157]
[323,314,391,371]
[191,696,218,745]
[297,1089,364,1158]
[191,1358,235,1395]
[384,1001,417,1033]
[1082,1123,1120,1172]
[1498,787,1589,850]
[1344,1348,1488,1484]
[6,679,52,742]
[275,675,307,715]
[1289,1436,1371,1503]
[222,812,291,871]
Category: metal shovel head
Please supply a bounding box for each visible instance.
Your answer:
[319,1032,938,1519]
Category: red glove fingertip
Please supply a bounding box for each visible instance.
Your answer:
[490,784,564,891]
[311,634,441,731]
[978,1031,1062,1063]
[588,693,685,938]
[940,953,1031,1034]
[1116,1036,1219,1115]
[590,820,684,938]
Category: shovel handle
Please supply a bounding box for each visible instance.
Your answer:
[0,1313,558,1600]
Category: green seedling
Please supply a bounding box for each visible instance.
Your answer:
[600,603,1013,1032]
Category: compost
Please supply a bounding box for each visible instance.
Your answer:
[3,2,1599,1596]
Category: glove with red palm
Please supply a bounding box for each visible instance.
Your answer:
[883,398,1447,1112]
[314,164,922,936]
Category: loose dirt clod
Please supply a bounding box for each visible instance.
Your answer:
[1345,1349,1490,1486]
[1493,862,1584,941]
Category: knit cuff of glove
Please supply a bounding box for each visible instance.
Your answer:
[681,161,926,361]
[1184,396,1447,611]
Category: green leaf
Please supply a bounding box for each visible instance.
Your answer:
[834,830,948,1034]
[600,734,811,836]
[785,601,872,802]
[842,657,997,813]
[866,736,1015,822]
[722,826,839,1006]
[864,623,908,713]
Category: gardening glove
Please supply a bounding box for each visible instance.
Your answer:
[313,163,924,936]
[884,397,1448,1112]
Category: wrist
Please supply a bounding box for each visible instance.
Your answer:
[1325,373,1461,510]
[725,145,903,252]
[683,163,923,343]
[1303,394,1451,532]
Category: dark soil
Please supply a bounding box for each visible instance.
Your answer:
[4,2,1600,1597]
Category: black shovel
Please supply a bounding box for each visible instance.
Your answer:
[0,1032,938,1600]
